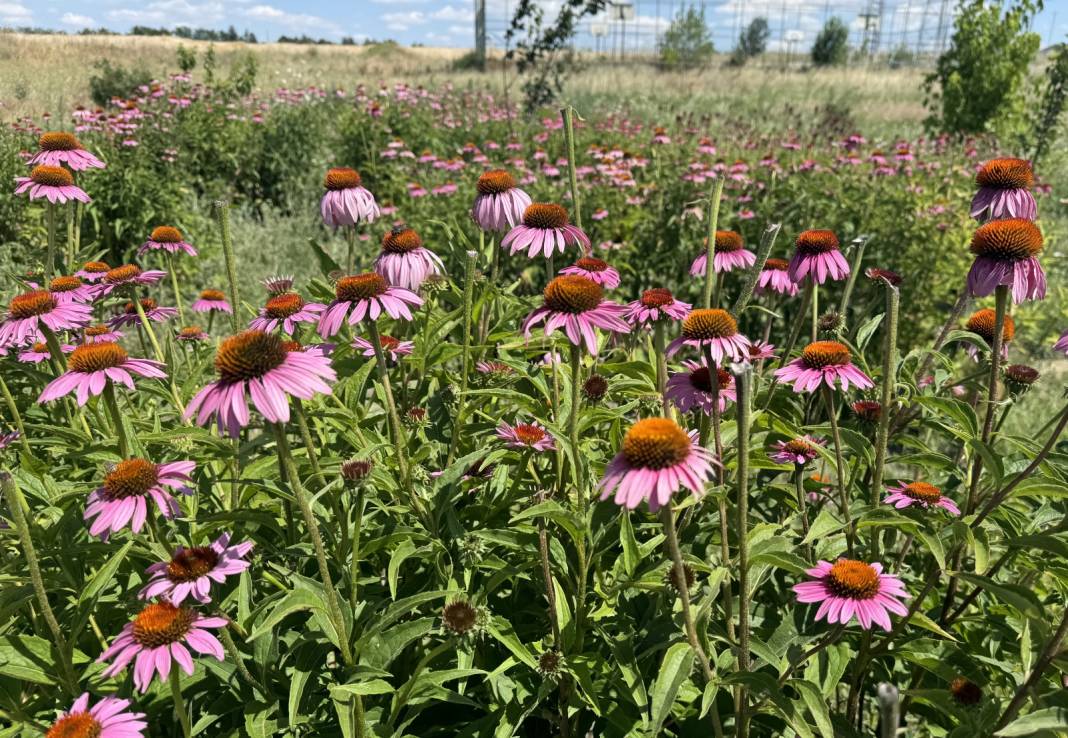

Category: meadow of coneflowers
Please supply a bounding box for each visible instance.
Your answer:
[1,71,1068,738]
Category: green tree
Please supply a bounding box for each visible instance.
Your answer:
[923,0,1042,134]
[659,5,715,69]
[729,16,769,66]
[811,17,849,66]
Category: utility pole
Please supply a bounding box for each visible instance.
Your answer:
[474,0,486,70]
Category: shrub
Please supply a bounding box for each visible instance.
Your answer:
[88,59,153,106]
[729,17,769,66]
[811,17,849,66]
[659,5,715,70]
[1029,42,1068,165]
[923,0,1042,135]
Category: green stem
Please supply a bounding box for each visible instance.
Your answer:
[272,423,354,666]
[132,295,186,415]
[0,375,32,457]
[345,227,357,275]
[702,178,725,310]
[732,223,781,315]
[794,470,813,561]
[811,283,819,341]
[170,669,193,738]
[45,202,57,281]
[869,284,899,560]
[214,201,241,332]
[568,341,584,504]
[837,236,868,317]
[823,386,854,554]
[216,616,262,692]
[660,505,714,680]
[102,382,131,458]
[653,322,669,416]
[0,472,79,696]
[66,203,76,273]
[367,321,427,527]
[168,253,185,323]
[447,250,478,467]
[561,106,582,230]
[349,487,365,614]
[735,367,752,738]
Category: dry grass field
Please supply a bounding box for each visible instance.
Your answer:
[0,32,929,132]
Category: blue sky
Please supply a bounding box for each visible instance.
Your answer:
[9,0,1068,50]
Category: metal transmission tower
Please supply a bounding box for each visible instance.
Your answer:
[475,0,487,70]
[858,1,880,57]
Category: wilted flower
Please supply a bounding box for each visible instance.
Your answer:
[788,230,849,284]
[321,167,380,227]
[967,218,1045,304]
[502,204,590,259]
[341,459,374,485]
[793,559,909,630]
[884,481,960,516]
[29,131,105,170]
[352,334,414,361]
[1004,363,1039,395]
[851,400,882,422]
[583,373,609,402]
[865,267,903,287]
[949,677,983,706]
[775,341,873,393]
[99,602,226,692]
[598,417,719,511]
[442,599,480,635]
[471,169,531,232]
[970,157,1036,222]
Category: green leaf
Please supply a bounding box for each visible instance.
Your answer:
[619,511,640,577]
[646,642,694,737]
[996,707,1068,736]
[957,573,1043,618]
[78,541,133,606]
[308,238,341,277]
[0,635,61,684]
[486,616,538,671]
[792,680,834,738]
[803,508,844,545]
[908,611,958,641]
[247,589,326,641]
[331,679,396,697]
[855,312,884,352]
[387,538,418,599]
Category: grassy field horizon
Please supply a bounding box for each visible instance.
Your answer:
[1,31,930,134]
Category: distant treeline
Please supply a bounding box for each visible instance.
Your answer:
[0,25,381,46]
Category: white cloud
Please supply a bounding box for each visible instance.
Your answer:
[0,0,32,25]
[106,0,226,27]
[432,5,470,23]
[244,5,343,35]
[60,12,97,26]
[382,10,426,31]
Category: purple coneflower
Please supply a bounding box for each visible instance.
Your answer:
[884,481,960,516]
[321,167,380,227]
[560,256,621,288]
[967,218,1045,304]
[496,420,556,451]
[38,342,166,405]
[14,165,91,204]
[852,400,882,422]
[374,227,444,290]
[138,225,197,256]
[83,324,123,343]
[521,275,630,354]
[109,298,178,329]
[76,261,111,283]
[793,559,909,630]
[0,289,92,347]
[191,289,232,314]
[94,264,167,297]
[28,132,105,170]
[476,359,514,377]
[598,417,718,511]
[18,341,72,364]
[746,340,777,361]
[774,341,873,393]
[769,436,825,466]
[689,230,756,275]
[1054,330,1068,355]
[964,309,1013,361]
[262,275,295,295]
[42,693,146,738]
[139,532,253,604]
[84,458,194,538]
[667,308,750,363]
[788,230,849,284]
[970,157,1037,222]
[99,602,226,692]
[756,258,799,296]
[177,326,210,342]
[471,169,531,231]
[624,288,691,328]
[318,273,423,337]
[47,275,96,304]
[249,292,324,333]
[0,429,20,450]
[665,362,736,415]
[352,334,414,360]
[184,330,336,436]
[502,203,590,259]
